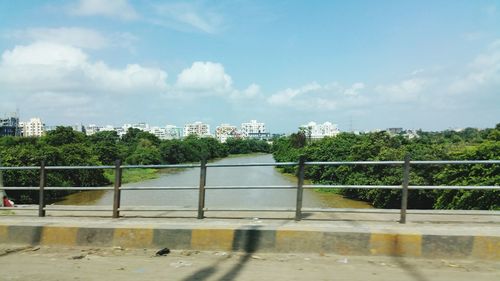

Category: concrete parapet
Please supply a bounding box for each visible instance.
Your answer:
[0,219,498,260]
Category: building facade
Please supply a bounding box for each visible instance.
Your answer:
[215,124,240,143]
[184,122,211,137]
[21,118,45,137]
[240,120,270,140]
[0,115,20,137]
[300,121,340,139]
[165,125,183,139]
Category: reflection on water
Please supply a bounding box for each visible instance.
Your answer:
[57,154,372,209]
[58,190,108,205]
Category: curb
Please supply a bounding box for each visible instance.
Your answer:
[0,224,498,260]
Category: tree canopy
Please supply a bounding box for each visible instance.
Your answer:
[272,125,499,210]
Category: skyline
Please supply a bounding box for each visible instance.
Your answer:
[9,113,491,134]
[1,0,499,133]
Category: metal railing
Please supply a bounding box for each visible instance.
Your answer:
[0,156,499,223]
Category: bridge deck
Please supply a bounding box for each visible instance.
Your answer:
[1,210,499,260]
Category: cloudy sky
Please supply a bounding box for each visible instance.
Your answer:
[0,0,499,132]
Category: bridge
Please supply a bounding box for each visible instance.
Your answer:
[0,158,499,262]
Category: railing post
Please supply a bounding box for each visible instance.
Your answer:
[295,156,306,221]
[197,159,207,219]
[38,160,46,217]
[112,160,122,218]
[400,154,411,224]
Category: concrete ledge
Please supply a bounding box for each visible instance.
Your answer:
[0,219,498,260]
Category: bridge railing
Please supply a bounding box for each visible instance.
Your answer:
[0,157,499,223]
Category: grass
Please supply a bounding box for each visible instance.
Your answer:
[104,168,159,185]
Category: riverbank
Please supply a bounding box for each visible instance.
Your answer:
[103,152,271,186]
[276,169,372,209]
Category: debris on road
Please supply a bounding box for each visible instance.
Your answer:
[71,254,86,260]
[169,260,193,268]
[251,255,265,260]
[155,248,171,256]
[336,257,348,264]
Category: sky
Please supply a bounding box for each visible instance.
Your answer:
[0,0,499,133]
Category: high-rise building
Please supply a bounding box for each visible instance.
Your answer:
[21,118,45,137]
[85,124,101,136]
[165,125,182,139]
[241,120,270,140]
[215,124,240,143]
[184,122,211,137]
[0,114,20,137]
[300,121,340,139]
[148,126,168,140]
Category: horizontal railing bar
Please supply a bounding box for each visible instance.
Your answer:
[0,187,39,190]
[1,160,498,171]
[305,161,403,165]
[44,206,112,211]
[304,185,401,189]
[411,160,500,165]
[408,185,499,190]
[0,166,39,170]
[119,206,197,211]
[301,208,500,215]
[407,209,500,215]
[4,205,497,216]
[122,164,200,169]
[303,208,399,213]
[304,185,499,190]
[45,166,115,170]
[205,185,296,190]
[206,162,297,167]
[204,207,295,212]
[120,186,197,190]
[0,205,39,210]
[44,187,114,191]
[2,185,497,191]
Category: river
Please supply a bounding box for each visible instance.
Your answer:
[58,154,371,209]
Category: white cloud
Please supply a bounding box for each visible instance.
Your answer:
[343,82,365,96]
[69,0,139,20]
[410,68,425,76]
[448,39,500,94]
[0,42,168,95]
[4,27,138,51]
[152,3,222,34]
[375,78,428,102]
[229,83,262,99]
[5,27,109,50]
[176,61,232,92]
[268,82,368,111]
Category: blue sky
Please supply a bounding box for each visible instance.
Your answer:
[0,0,499,132]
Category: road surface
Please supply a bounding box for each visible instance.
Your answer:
[0,246,498,281]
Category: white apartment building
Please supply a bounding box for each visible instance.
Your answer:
[21,118,45,137]
[215,124,239,143]
[300,121,340,139]
[165,125,183,139]
[240,120,270,140]
[184,122,211,137]
[85,124,100,136]
[148,126,166,140]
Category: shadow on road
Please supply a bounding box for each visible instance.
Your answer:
[181,226,262,281]
[391,257,430,281]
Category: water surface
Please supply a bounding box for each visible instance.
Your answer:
[59,154,371,209]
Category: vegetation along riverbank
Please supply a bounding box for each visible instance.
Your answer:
[0,127,270,203]
[272,124,499,210]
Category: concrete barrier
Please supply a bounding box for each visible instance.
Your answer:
[0,223,498,260]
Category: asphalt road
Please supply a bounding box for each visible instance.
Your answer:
[0,246,498,281]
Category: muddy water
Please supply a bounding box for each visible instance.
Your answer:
[58,154,371,209]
